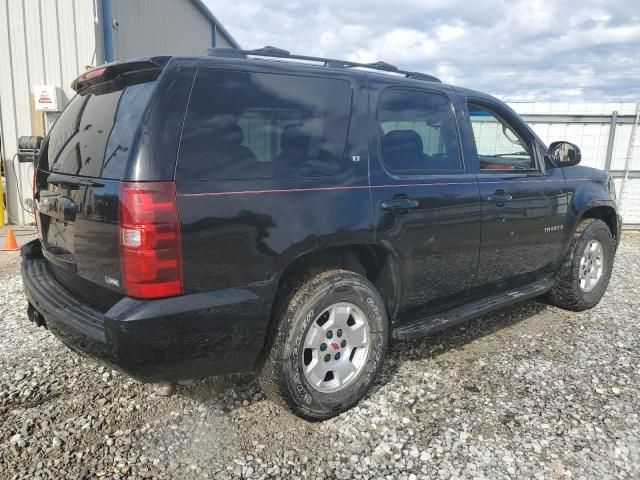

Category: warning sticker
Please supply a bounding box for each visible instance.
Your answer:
[38,91,52,103]
[34,85,60,111]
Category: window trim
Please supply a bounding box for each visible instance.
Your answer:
[376,86,465,177]
[466,98,542,174]
[176,67,355,181]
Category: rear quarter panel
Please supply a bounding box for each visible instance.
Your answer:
[125,58,197,181]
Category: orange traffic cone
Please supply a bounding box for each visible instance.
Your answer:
[1,228,19,251]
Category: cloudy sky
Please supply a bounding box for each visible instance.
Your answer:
[206,0,640,101]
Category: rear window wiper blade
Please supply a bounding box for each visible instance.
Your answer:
[47,174,105,189]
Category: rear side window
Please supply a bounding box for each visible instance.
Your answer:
[42,81,156,179]
[378,88,461,173]
[177,70,353,180]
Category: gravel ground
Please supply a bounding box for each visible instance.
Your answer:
[1,234,639,479]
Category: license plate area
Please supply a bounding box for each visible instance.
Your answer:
[41,216,75,255]
[37,190,77,268]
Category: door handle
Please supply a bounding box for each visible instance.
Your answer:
[380,198,420,211]
[487,187,513,202]
[486,193,513,202]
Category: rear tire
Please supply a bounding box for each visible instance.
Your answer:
[259,269,388,420]
[548,218,615,311]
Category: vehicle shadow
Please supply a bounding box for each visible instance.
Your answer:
[179,372,256,405]
[370,298,552,394]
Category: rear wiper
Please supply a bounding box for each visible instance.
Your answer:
[48,174,105,189]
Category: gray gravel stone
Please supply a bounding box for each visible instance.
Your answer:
[1,234,639,479]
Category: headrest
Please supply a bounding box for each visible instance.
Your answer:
[281,124,311,153]
[216,124,244,145]
[382,130,423,156]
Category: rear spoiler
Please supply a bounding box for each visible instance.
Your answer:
[71,57,170,94]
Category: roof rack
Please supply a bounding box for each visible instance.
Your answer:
[203,46,442,83]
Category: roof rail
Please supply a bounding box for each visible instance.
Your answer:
[202,46,442,83]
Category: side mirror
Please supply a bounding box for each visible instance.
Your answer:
[548,141,581,166]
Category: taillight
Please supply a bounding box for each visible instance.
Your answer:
[71,67,109,91]
[119,181,183,299]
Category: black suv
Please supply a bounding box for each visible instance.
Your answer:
[21,47,621,419]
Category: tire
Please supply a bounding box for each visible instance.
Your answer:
[259,269,388,420]
[548,218,615,311]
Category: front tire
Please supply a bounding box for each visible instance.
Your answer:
[259,269,388,420]
[548,218,615,311]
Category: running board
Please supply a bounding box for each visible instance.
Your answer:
[393,278,554,341]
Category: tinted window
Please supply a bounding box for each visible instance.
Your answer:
[177,70,352,180]
[468,103,535,171]
[43,81,156,179]
[378,89,461,173]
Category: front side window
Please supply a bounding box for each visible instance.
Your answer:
[177,70,353,180]
[378,88,461,173]
[468,103,535,171]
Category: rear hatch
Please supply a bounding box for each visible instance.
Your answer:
[35,59,168,310]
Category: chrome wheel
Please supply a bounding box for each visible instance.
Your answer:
[302,302,371,393]
[579,239,605,292]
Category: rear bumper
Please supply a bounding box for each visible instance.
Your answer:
[21,241,272,382]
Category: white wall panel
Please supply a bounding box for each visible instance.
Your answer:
[75,0,99,71]
[24,0,45,86]
[40,0,64,90]
[527,122,610,170]
[215,29,232,48]
[111,0,211,59]
[0,0,98,224]
[614,177,640,225]
[510,102,640,224]
[57,0,81,95]
[0,1,18,158]
[610,125,640,171]
[3,0,35,225]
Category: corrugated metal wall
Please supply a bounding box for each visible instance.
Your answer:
[215,28,233,48]
[0,0,98,224]
[510,102,640,226]
[111,0,212,59]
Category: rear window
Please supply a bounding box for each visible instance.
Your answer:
[41,81,157,179]
[378,88,461,173]
[176,70,353,180]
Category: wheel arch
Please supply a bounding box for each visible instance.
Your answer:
[575,202,619,243]
[272,244,401,326]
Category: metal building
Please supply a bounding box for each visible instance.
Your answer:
[0,0,239,225]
